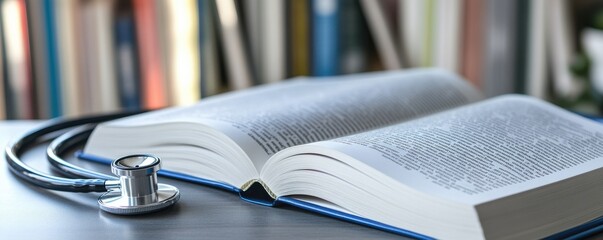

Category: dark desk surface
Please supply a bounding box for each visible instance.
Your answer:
[0,122,403,239]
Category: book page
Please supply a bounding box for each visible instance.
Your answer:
[318,95,603,204]
[105,69,481,170]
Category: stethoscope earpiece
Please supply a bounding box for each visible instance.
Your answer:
[98,155,180,215]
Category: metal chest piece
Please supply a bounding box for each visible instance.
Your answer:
[98,155,180,215]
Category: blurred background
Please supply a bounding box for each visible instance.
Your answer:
[1,0,603,119]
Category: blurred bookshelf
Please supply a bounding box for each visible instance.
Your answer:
[1,0,603,119]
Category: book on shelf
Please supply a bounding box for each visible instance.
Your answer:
[27,0,52,119]
[432,0,462,73]
[81,69,603,239]
[525,0,547,99]
[288,0,311,76]
[54,0,81,117]
[222,0,286,85]
[400,0,424,68]
[460,0,484,88]
[482,0,517,97]
[339,0,368,74]
[114,0,141,111]
[198,0,222,97]
[164,0,201,106]
[0,0,4,120]
[360,0,402,70]
[0,4,3,120]
[79,0,120,114]
[132,0,169,109]
[259,0,285,84]
[1,0,34,119]
[215,0,253,90]
[311,0,339,76]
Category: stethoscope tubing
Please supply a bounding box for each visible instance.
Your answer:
[5,111,144,193]
[47,123,115,180]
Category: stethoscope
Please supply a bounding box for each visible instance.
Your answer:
[5,112,180,215]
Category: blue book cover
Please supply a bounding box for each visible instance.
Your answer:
[311,0,339,76]
[42,0,62,117]
[114,1,141,110]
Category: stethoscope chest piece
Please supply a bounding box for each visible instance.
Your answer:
[98,155,180,215]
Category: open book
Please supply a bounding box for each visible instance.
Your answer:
[82,69,603,239]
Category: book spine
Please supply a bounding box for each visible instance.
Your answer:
[199,0,206,97]
[483,0,517,97]
[153,0,172,106]
[525,0,547,99]
[199,0,221,97]
[400,0,425,68]
[18,0,34,119]
[239,179,277,206]
[432,0,462,72]
[1,0,34,119]
[77,0,119,114]
[133,0,169,109]
[513,0,530,94]
[115,1,141,110]
[25,0,49,119]
[243,0,261,82]
[339,0,367,74]
[91,0,120,112]
[422,0,435,67]
[215,0,254,89]
[460,0,484,88]
[311,0,339,76]
[359,0,402,69]
[0,6,4,119]
[78,1,96,114]
[42,0,62,117]
[165,0,201,105]
[288,0,310,77]
[55,0,81,117]
[261,0,285,83]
